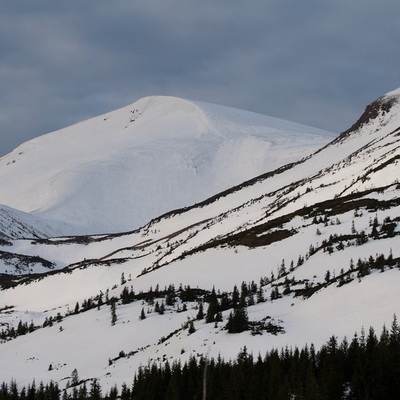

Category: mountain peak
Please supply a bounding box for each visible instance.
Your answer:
[341,88,400,137]
[0,97,333,236]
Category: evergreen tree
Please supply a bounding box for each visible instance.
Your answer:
[36,382,45,400]
[9,379,18,400]
[110,300,117,326]
[205,288,219,323]
[196,302,204,320]
[97,293,103,310]
[120,287,130,305]
[188,321,196,335]
[78,382,87,400]
[71,368,79,386]
[226,307,249,333]
[231,285,240,309]
[26,380,36,400]
[165,284,175,306]
[120,383,131,400]
[270,286,280,300]
[256,286,264,303]
[370,215,379,238]
[89,379,101,400]
[108,385,118,400]
[159,301,165,315]
[279,259,286,277]
[46,381,60,400]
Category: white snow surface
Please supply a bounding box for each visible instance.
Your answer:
[0,204,64,239]
[0,96,333,235]
[0,89,400,392]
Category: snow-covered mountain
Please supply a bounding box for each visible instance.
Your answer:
[0,96,333,236]
[0,204,64,240]
[0,89,399,393]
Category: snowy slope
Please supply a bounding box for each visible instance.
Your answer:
[0,96,333,235]
[0,204,66,240]
[0,90,399,392]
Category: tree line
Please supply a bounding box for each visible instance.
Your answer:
[131,316,400,400]
[1,315,400,400]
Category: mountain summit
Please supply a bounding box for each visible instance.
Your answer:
[0,96,333,236]
[340,87,400,138]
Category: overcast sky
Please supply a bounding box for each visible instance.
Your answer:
[1,1,400,156]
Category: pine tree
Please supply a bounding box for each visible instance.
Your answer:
[324,270,331,283]
[232,285,240,309]
[9,379,18,400]
[196,302,204,320]
[166,284,176,306]
[120,383,131,400]
[351,220,356,234]
[46,381,60,400]
[226,307,249,333]
[188,321,196,334]
[97,293,103,310]
[110,300,117,326]
[270,286,280,301]
[90,379,102,400]
[108,385,119,400]
[159,301,165,315]
[206,287,219,323]
[370,215,379,238]
[71,368,79,386]
[78,382,88,400]
[256,286,264,303]
[27,380,36,400]
[120,286,130,304]
[279,259,286,277]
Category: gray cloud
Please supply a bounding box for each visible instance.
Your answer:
[1,0,400,156]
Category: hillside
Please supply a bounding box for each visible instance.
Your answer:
[0,96,333,236]
[0,89,399,393]
[0,204,64,240]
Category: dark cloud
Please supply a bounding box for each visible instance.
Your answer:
[1,0,400,156]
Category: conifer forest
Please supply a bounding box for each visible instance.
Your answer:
[1,317,400,400]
